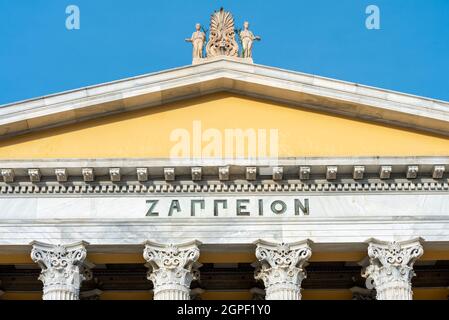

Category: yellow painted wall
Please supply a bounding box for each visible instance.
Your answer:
[0,93,448,159]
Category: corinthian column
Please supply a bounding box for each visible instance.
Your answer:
[362,238,424,300]
[30,241,91,300]
[254,240,312,300]
[143,240,201,300]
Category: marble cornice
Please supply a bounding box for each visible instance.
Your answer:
[1,58,449,138]
[0,157,446,194]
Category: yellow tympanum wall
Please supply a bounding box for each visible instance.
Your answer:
[0,93,448,159]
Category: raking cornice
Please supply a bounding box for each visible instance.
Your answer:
[1,57,449,138]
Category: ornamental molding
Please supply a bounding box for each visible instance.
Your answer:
[28,169,41,183]
[218,166,230,181]
[0,180,447,195]
[1,169,14,183]
[137,168,149,182]
[0,157,447,194]
[55,168,68,182]
[109,168,121,182]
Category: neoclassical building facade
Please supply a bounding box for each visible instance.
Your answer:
[0,52,448,300]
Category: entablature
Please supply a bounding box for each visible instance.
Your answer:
[0,157,447,194]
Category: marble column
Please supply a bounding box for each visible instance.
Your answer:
[362,238,424,300]
[143,240,201,300]
[31,241,91,300]
[254,240,312,300]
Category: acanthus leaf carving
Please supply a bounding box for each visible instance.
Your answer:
[143,241,201,300]
[30,241,91,300]
[362,238,424,300]
[254,240,312,300]
[206,8,239,58]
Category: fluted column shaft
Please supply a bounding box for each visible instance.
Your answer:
[143,241,201,300]
[254,240,312,300]
[362,238,424,300]
[30,241,90,300]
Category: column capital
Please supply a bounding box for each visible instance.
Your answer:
[30,241,91,300]
[362,238,424,300]
[254,239,312,300]
[143,240,202,300]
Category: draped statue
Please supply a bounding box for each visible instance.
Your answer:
[185,23,206,60]
[239,21,261,59]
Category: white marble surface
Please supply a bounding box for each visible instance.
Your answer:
[0,216,448,246]
[0,193,448,245]
[0,193,448,219]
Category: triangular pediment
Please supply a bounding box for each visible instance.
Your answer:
[0,58,448,160]
[0,92,448,160]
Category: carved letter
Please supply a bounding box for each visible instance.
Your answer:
[236,199,250,216]
[168,200,182,216]
[191,200,205,216]
[146,200,159,216]
[270,200,287,215]
[295,199,309,216]
[214,200,227,216]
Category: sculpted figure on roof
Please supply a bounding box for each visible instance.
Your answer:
[206,8,239,58]
[185,23,206,60]
[186,8,262,63]
[239,21,261,58]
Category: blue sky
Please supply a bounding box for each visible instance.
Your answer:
[0,0,448,105]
